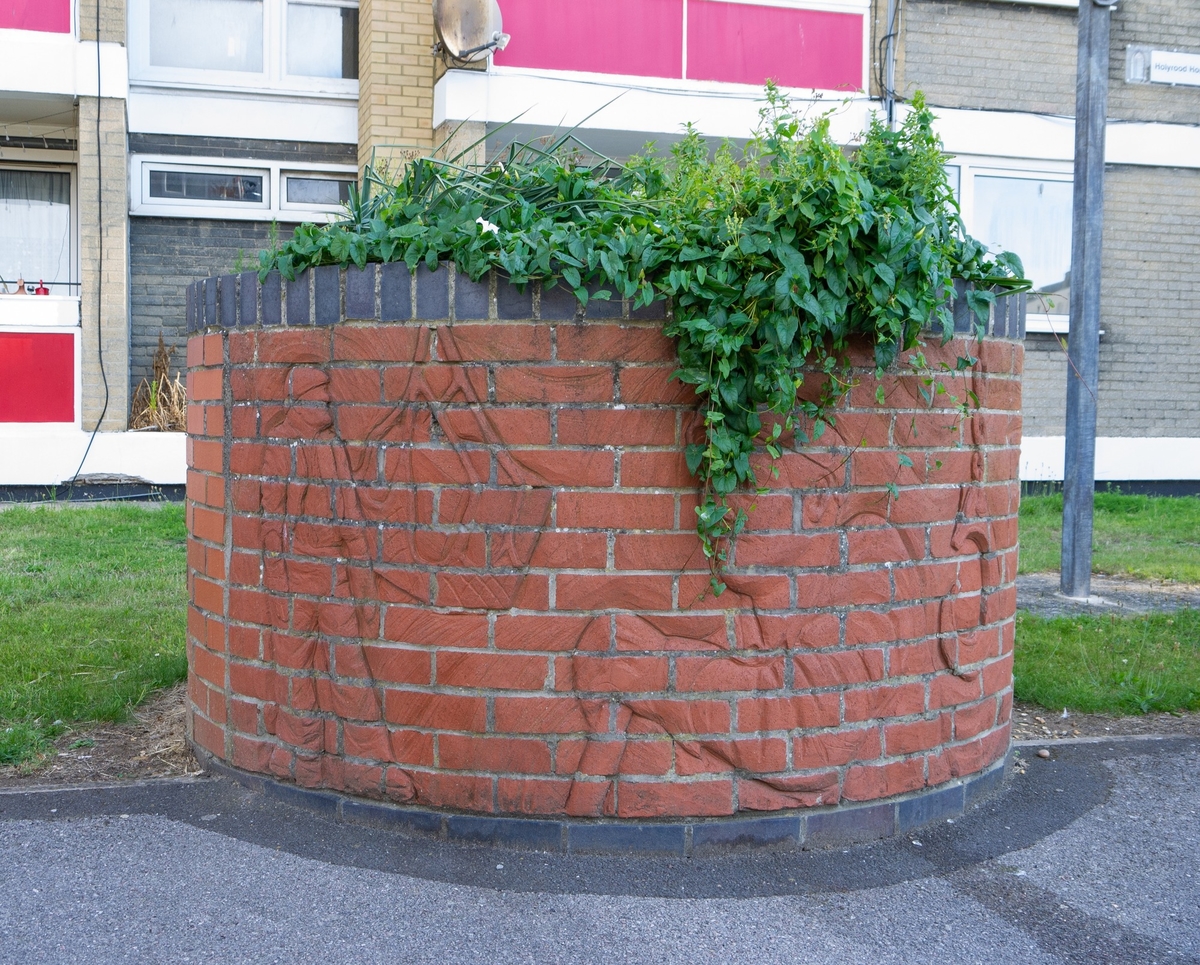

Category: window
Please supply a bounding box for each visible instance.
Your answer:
[149,0,264,73]
[129,0,358,93]
[287,2,358,79]
[0,170,73,294]
[131,156,356,221]
[953,159,1073,330]
[284,175,353,206]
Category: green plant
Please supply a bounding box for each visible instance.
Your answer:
[258,88,1027,592]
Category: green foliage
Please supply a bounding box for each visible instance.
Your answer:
[1014,609,1200,714]
[0,505,189,766]
[1019,493,1200,582]
[259,87,1027,592]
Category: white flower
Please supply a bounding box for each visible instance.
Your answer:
[476,217,499,235]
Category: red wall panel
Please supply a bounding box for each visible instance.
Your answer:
[687,1,863,91]
[492,0,684,79]
[0,0,71,33]
[0,332,75,423]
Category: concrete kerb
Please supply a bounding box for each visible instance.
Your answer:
[193,744,1011,856]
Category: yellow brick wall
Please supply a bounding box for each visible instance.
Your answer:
[77,0,125,44]
[358,0,438,174]
[77,96,130,431]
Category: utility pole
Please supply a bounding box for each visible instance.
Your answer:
[1061,0,1118,600]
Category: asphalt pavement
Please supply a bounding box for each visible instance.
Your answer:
[0,737,1196,964]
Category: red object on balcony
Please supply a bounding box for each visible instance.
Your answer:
[493,0,684,79]
[687,1,863,90]
[0,332,75,422]
[0,0,70,33]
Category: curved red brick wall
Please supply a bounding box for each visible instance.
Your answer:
[185,265,1023,820]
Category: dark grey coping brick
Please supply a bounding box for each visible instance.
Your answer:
[185,283,197,332]
[261,271,282,326]
[496,277,533,318]
[897,782,965,834]
[805,801,896,848]
[287,273,311,326]
[568,822,686,856]
[220,274,237,327]
[345,265,378,320]
[446,815,563,851]
[239,271,258,326]
[262,780,340,818]
[692,815,801,854]
[582,283,623,319]
[314,266,340,326]
[381,263,412,321]
[540,281,580,321]
[454,270,491,320]
[340,799,444,836]
[953,279,974,333]
[415,264,449,319]
[630,296,667,321]
[964,759,1009,805]
[204,279,216,329]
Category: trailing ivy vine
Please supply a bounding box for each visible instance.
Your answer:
[259,87,1028,593]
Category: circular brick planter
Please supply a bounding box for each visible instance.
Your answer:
[184,264,1023,847]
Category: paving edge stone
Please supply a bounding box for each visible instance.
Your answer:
[193,747,1011,857]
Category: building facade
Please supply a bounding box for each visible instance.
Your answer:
[1,0,1197,488]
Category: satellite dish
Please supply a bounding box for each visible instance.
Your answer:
[433,0,510,64]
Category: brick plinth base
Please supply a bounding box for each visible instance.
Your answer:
[184,264,1023,823]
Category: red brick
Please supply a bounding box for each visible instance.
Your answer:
[847,525,927,565]
[437,323,552,361]
[497,777,605,815]
[275,710,324,751]
[555,655,668,693]
[614,534,708,571]
[315,680,382,720]
[494,696,609,734]
[982,653,1014,697]
[437,652,549,690]
[389,728,436,766]
[258,328,330,363]
[679,574,792,611]
[362,646,433,685]
[229,442,291,477]
[291,522,374,560]
[492,530,607,569]
[202,333,223,365]
[191,713,225,758]
[675,656,784,692]
[494,366,613,403]
[557,409,677,446]
[844,603,938,645]
[893,562,959,602]
[410,771,494,812]
[618,366,697,404]
[326,368,383,403]
[734,534,839,569]
[884,714,952,756]
[734,613,840,650]
[795,570,891,607]
[496,449,614,487]
[381,530,486,568]
[192,645,226,689]
[615,613,729,651]
[556,492,674,530]
[435,573,548,611]
[844,682,926,722]
[495,614,610,652]
[383,364,488,403]
[438,488,552,527]
[736,694,839,731]
[191,367,222,401]
[619,450,695,488]
[268,632,318,670]
[384,608,488,648]
[675,737,787,775]
[793,649,885,688]
[335,406,431,443]
[231,368,288,402]
[343,723,391,761]
[384,448,490,485]
[843,757,926,801]
[617,779,733,817]
[231,735,272,770]
[439,735,552,774]
[333,325,430,363]
[887,487,963,526]
[383,690,487,730]
[953,698,998,742]
[557,574,674,611]
[336,487,427,523]
[796,727,883,767]
[296,445,378,482]
[437,408,552,446]
[557,324,675,362]
[738,772,840,810]
[622,699,730,736]
[801,490,890,529]
[557,738,673,776]
[189,438,223,473]
[288,367,330,402]
[228,625,262,660]
[192,576,223,615]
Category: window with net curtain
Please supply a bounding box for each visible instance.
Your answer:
[147,0,357,78]
[0,171,71,294]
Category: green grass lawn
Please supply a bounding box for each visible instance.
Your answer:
[0,504,188,765]
[1019,492,1200,582]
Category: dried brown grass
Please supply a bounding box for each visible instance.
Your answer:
[131,335,187,431]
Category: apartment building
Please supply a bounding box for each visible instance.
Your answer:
[1,0,1197,490]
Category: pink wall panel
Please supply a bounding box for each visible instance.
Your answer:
[493,0,684,79]
[687,1,863,91]
[0,0,71,33]
[0,333,75,423]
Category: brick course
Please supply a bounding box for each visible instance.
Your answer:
[185,265,1021,819]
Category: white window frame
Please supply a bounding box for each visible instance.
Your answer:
[0,161,79,297]
[130,155,357,223]
[127,0,359,98]
[949,154,1074,334]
